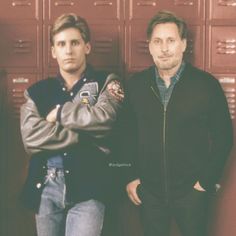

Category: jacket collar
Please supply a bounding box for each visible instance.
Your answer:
[56,63,96,86]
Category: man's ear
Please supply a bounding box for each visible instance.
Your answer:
[51,46,56,59]
[148,41,154,57]
[182,38,187,53]
[85,42,91,55]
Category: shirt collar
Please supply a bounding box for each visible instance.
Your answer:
[155,61,186,85]
[56,63,95,88]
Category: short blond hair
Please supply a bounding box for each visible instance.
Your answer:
[50,13,90,45]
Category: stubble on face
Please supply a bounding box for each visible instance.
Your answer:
[149,23,186,75]
[155,53,181,71]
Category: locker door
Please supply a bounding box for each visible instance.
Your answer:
[7,74,39,119]
[88,23,122,72]
[184,25,205,69]
[217,75,236,120]
[166,0,203,25]
[126,21,152,72]
[209,0,236,20]
[0,23,41,69]
[125,0,158,72]
[206,26,236,73]
[47,0,120,20]
[0,0,38,20]
[130,0,203,22]
[206,0,236,72]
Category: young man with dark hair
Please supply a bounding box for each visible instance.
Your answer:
[125,10,233,236]
[20,13,124,236]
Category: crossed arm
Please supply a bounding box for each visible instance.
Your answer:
[21,74,124,155]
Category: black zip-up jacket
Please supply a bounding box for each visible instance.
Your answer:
[125,63,233,200]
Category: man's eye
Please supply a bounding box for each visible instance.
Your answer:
[72,41,79,46]
[57,42,65,47]
[153,39,161,44]
[168,38,175,43]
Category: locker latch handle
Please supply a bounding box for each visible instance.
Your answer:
[174,0,194,6]
[54,1,74,6]
[137,1,157,6]
[94,1,113,6]
[12,78,29,84]
[12,1,31,7]
[218,0,236,6]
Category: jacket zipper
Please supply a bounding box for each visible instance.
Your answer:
[151,86,169,204]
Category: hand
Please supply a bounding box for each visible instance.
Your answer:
[46,106,59,122]
[194,181,206,192]
[126,179,142,205]
[107,80,124,101]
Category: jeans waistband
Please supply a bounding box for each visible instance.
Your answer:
[47,167,64,176]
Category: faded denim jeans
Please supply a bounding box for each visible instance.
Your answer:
[35,168,105,236]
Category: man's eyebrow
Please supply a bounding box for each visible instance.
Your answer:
[70,37,83,41]
[55,39,65,44]
[55,38,83,43]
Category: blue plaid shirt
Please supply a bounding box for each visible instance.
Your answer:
[155,61,186,108]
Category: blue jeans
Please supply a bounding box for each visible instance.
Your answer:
[35,168,105,236]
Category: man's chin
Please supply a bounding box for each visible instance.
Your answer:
[63,67,79,73]
[158,64,173,70]
[156,61,179,71]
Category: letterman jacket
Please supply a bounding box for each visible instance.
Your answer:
[125,62,233,200]
[20,65,124,211]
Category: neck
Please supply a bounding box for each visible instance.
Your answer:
[60,63,86,90]
[158,62,182,87]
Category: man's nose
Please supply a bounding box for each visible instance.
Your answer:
[161,42,169,52]
[65,44,72,54]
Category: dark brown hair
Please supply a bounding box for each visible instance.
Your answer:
[147,10,187,40]
[50,13,90,45]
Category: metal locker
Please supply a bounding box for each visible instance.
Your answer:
[47,0,120,20]
[217,74,236,120]
[129,0,203,22]
[88,23,122,71]
[0,23,41,69]
[0,0,38,20]
[209,0,236,20]
[207,26,236,73]
[7,74,38,117]
[185,24,205,69]
[126,21,152,71]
